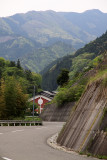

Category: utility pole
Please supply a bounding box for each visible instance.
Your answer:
[33,86,35,118]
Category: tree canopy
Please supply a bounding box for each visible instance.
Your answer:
[57,69,69,87]
[0,77,28,119]
[0,58,42,119]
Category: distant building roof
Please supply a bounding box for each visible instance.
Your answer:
[29,90,57,102]
[37,91,56,100]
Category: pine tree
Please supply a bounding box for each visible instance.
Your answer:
[16,59,21,69]
[57,68,69,87]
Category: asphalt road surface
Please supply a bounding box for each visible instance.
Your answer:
[0,122,97,160]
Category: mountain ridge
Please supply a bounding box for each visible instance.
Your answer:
[1,9,107,45]
[0,9,107,72]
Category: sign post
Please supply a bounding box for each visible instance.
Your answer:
[38,97,43,114]
[33,86,35,118]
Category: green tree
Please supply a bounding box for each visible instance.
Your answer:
[0,57,5,67]
[0,57,41,98]
[0,79,6,119]
[9,61,16,67]
[0,57,6,79]
[57,69,69,87]
[15,82,28,117]
[16,59,21,69]
[4,77,28,119]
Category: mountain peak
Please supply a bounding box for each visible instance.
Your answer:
[84,9,103,14]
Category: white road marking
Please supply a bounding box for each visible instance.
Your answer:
[36,127,47,129]
[12,129,24,133]
[0,133,3,135]
[2,157,12,160]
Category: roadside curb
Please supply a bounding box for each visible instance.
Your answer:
[47,133,80,155]
[47,133,99,159]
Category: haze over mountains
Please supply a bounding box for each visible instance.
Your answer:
[0,9,107,72]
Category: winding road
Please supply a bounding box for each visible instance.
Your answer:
[0,122,97,160]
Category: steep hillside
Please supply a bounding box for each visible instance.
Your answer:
[41,55,73,91]
[0,36,40,60]
[57,70,107,157]
[42,31,107,91]
[21,42,75,72]
[0,36,74,72]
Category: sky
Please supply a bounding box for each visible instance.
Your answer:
[0,0,107,17]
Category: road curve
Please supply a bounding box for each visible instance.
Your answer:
[0,122,97,160]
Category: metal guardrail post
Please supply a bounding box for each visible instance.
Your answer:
[0,120,42,126]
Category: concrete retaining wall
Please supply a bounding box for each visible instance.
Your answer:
[88,131,107,156]
[57,80,107,154]
[41,102,75,122]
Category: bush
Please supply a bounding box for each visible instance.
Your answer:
[54,85,85,107]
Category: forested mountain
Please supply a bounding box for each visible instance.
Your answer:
[21,42,75,72]
[0,9,107,72]
[42,31,107,91]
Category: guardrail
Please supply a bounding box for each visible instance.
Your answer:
[0,120,42,126]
